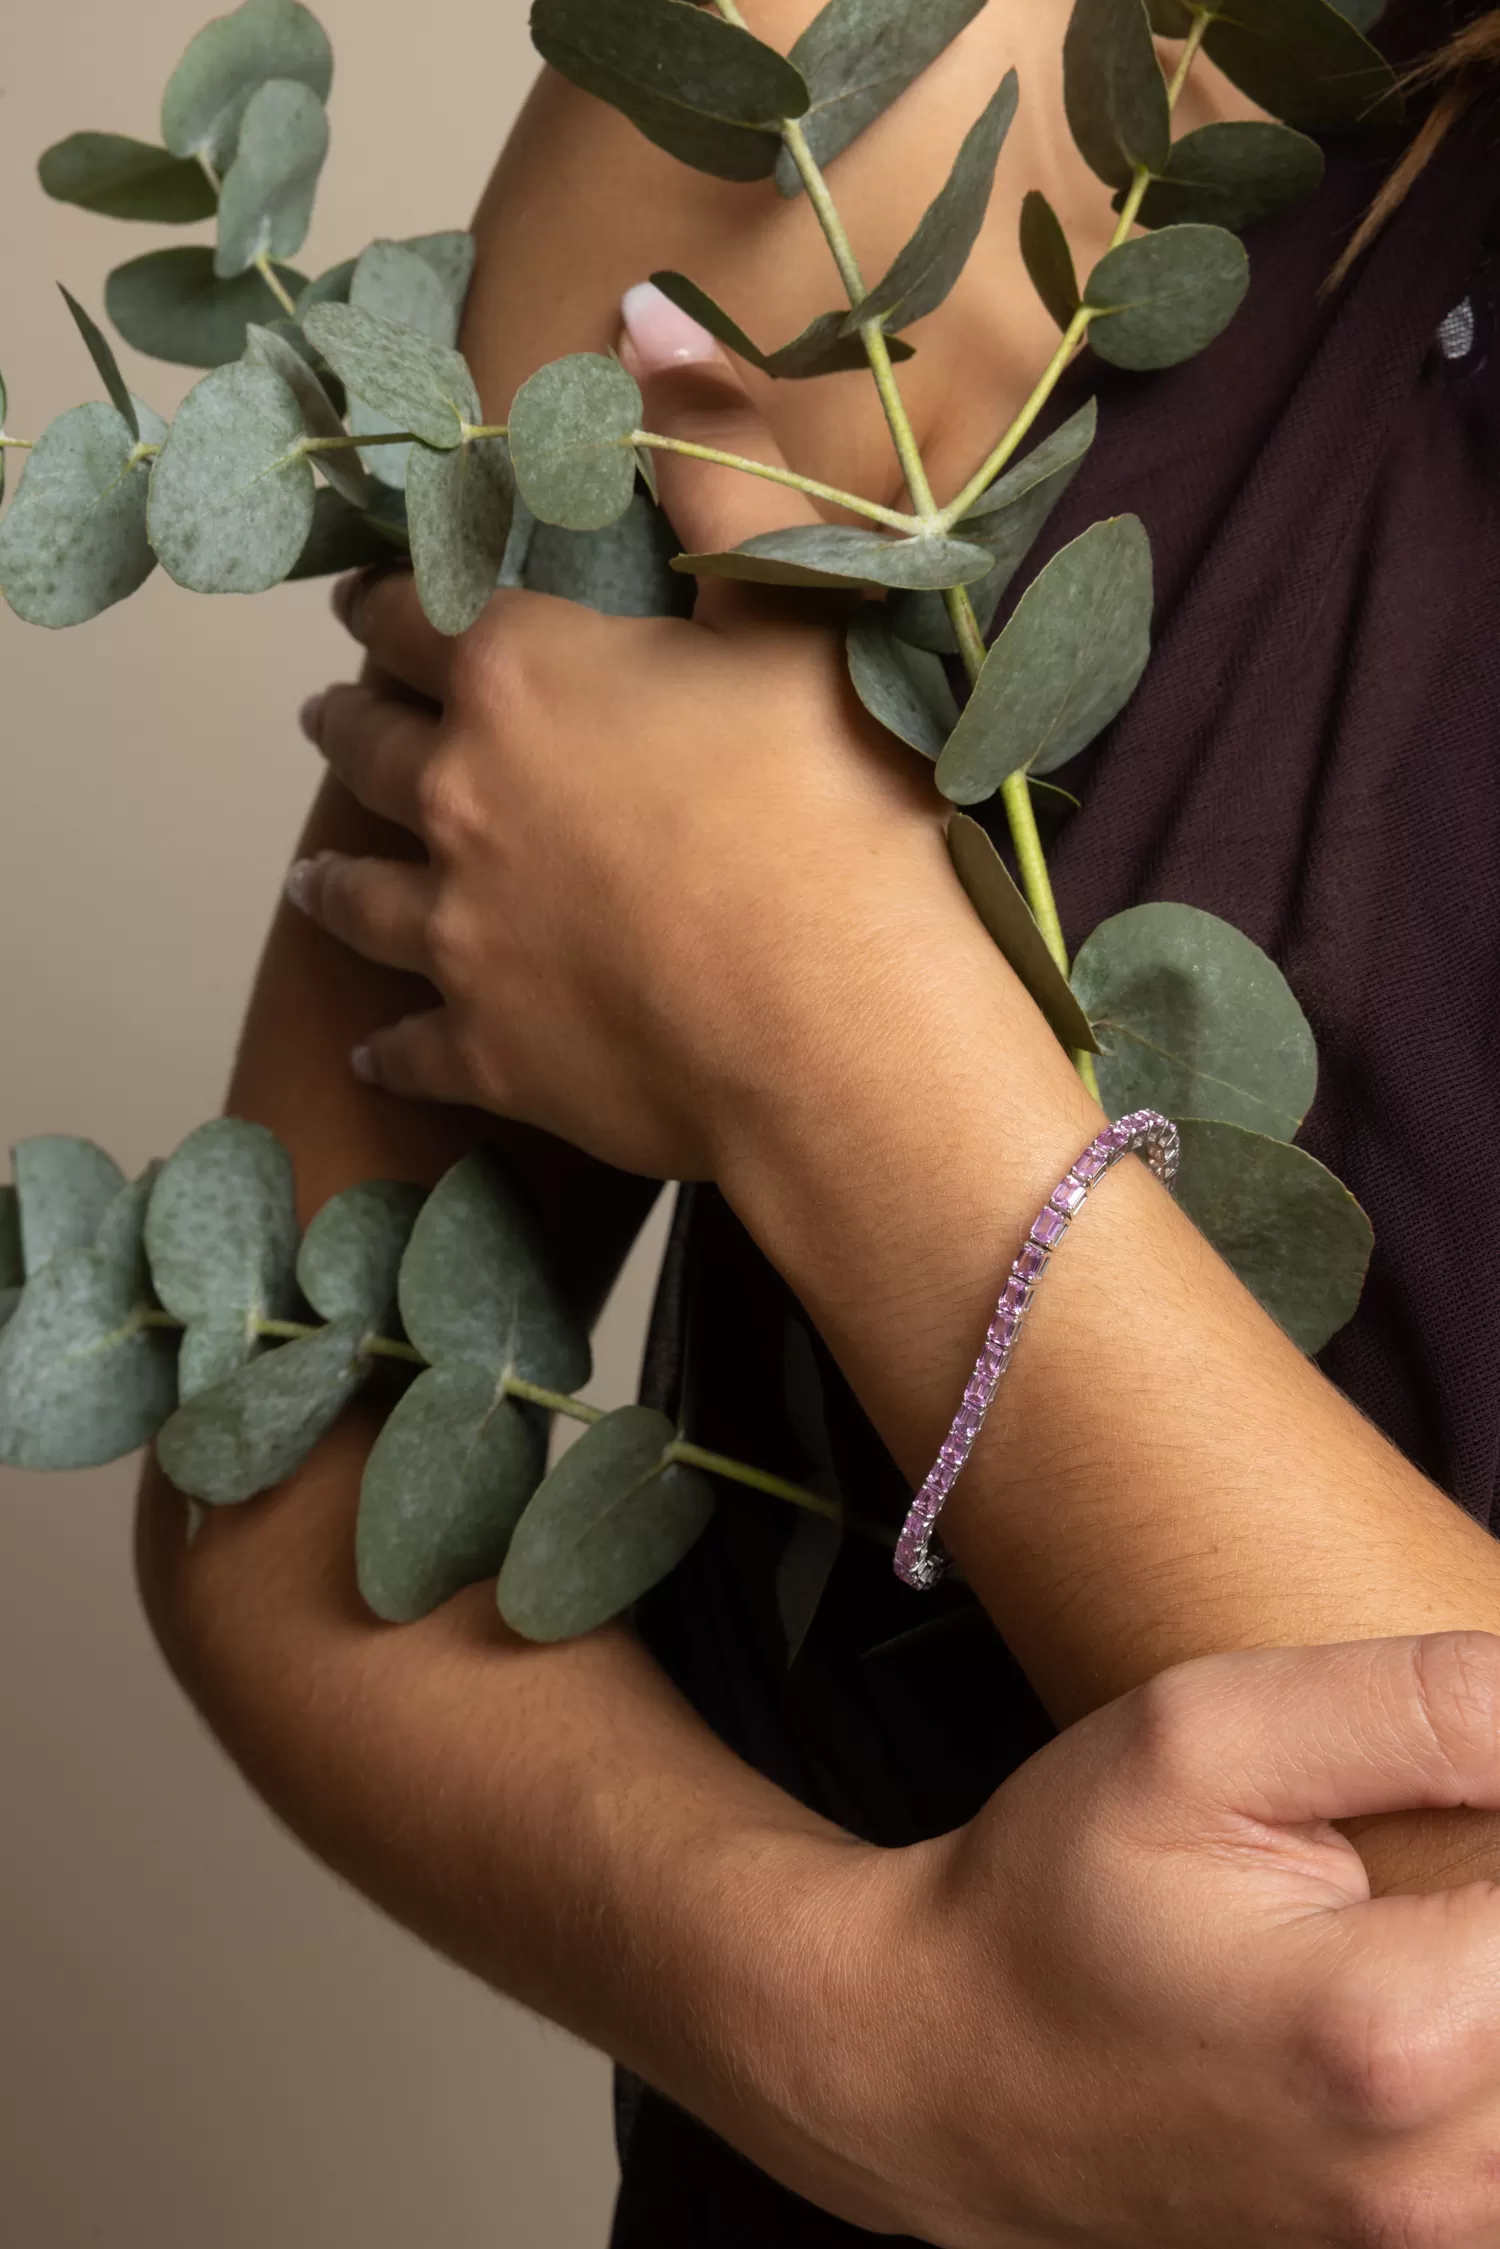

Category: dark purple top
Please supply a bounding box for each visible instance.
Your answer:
[609,24,1500,2241]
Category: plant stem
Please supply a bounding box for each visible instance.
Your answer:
[0,434,32,450]
[668,1438,897,1551]
[254,251,299,320]
[300,429,424,453]
[633,428,918,530]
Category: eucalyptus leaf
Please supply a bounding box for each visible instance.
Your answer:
[177,1308,261,1399]
[1063,0,1169,191]
[845,72,1019,335]
[297,1179,426,1327]
[295,255,355,318]
[303,302,478,452]
[936,516,1152,800]
[344,241,466,487]
[161,0,334,171]
[529,0,808,183]
[1134,120,1325,232]
[508,353,642,533]
[522,488,695,618]
[401,231,477,318]
[888,399,1098,652]
[777,1509,844,1668]
[287,486,405,579]
[846,609,958,758]
[0,1247,179,1471]
[1144,0,1195,28]
[0,405,156,630]
[647,272,913,379]
[157,1317,368,1505]
[774,0,987,193]
[676,524,995,593]
[13,1137,127,1273]
[38,132,219,223]
[497,1405,715,1642]
[947,815,1100,1053]
[0,1291,20,1336]
[1173,1119,1372,1354]
[1085,224,1249,369]
[1197,0,1401,136]
[148,360,316,593]
[243,322,367,507]
[215,77,329,279]
[407,434,514,636]
[0,1188,21,1291]
[106,246,307,368]
[398,1150,591,1394]
[1070,901,1318,1138]
[357,1365,546,1622]
[93,1166,161,1270]
[58,286,138,438]
[144,1118,300,1359]
[1020,191,1082,331]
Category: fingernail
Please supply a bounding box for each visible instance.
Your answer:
[350,1045,379,1084]
[298,691,326,742]
[285,858,319,915]
[620,281,722,375]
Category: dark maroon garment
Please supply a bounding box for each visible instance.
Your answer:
[608,46,1500,2246]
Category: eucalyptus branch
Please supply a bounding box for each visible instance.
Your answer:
[633,428,918,529]
[254,249,299,320]
[0,435,32,450]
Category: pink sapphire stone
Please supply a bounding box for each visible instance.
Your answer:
[1031,1206,1067,1248]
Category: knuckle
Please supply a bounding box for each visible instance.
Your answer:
[1305,1975,1463,2137]
[415,751,481,855]
[1405,1632,1500,1783]
[423,896,472,987]
[1119,1662,1215,1799]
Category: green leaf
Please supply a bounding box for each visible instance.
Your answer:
[0,1188,21,1291]
[936,516,1152,801]
[529,0,808,183]
[401,231,477,318]
[161,0,334,171]
[676,524,995,593]
[777,1509,843,1667]
[215,77,329,279]
[297,1180,425,1326]
[844,72,1018,334]
[947,815,1100,1054]
[12,1137,127,1273]
[296,257,355,318]
[148,360,317,593]
[647,271,914,379]
[1063,0,1169,191]
[1020,190,1081,331]
[1173,1119,1371,1354]
[39,132,218,223]
[1070,901,1318,1139]
[58,285,138,439]
[888,399,1098,652]
[775,0,987,194]
[106,246,307,368]
[302,301,478,454]
[1198,0,1401,136]
[0,1245,179,1471]
[497,1405,715,1641]
[243,321,368,507]
[1085,223,1249,370]
[342,240,467,488]
[1144,0,1195,28]
[157,1318,367,1504]
[407,435,514,635]
[508,353,642,533]
[846,609,957,758]
[523,488,695,618]
[287,486,406,579]
[0,404,157,629]
[1133,120,1325,232]
[398,1150,591,1394]
[95,1165,163,1269]
[145,1117,299,1399]
[357,1365,546,1622]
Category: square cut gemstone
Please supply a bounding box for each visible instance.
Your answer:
[1031,1206,1067,1248]
[1015,1243,1049,1282]
[1100,1122,1130,1150]
[1051,1178,1088,1217]
[1074,1149,1106,1184]
[1003,1275,1030,1314]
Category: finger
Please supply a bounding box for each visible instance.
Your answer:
[352,1007,481,1110]
[333,567,453,702]
[619,280,823,624]
[301,683,438,838]
[1125,1634,1500,1835]
[284,850,436,977]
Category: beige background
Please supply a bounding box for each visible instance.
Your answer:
[0,3,664,2240]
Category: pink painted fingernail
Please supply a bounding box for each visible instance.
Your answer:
[620,281,722,374]
[298,691,325,742]
[285,858,319,915]
[350,1045,378,1084]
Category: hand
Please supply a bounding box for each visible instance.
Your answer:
[286,287,1004,1182]
[780,1634,1500,2247]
